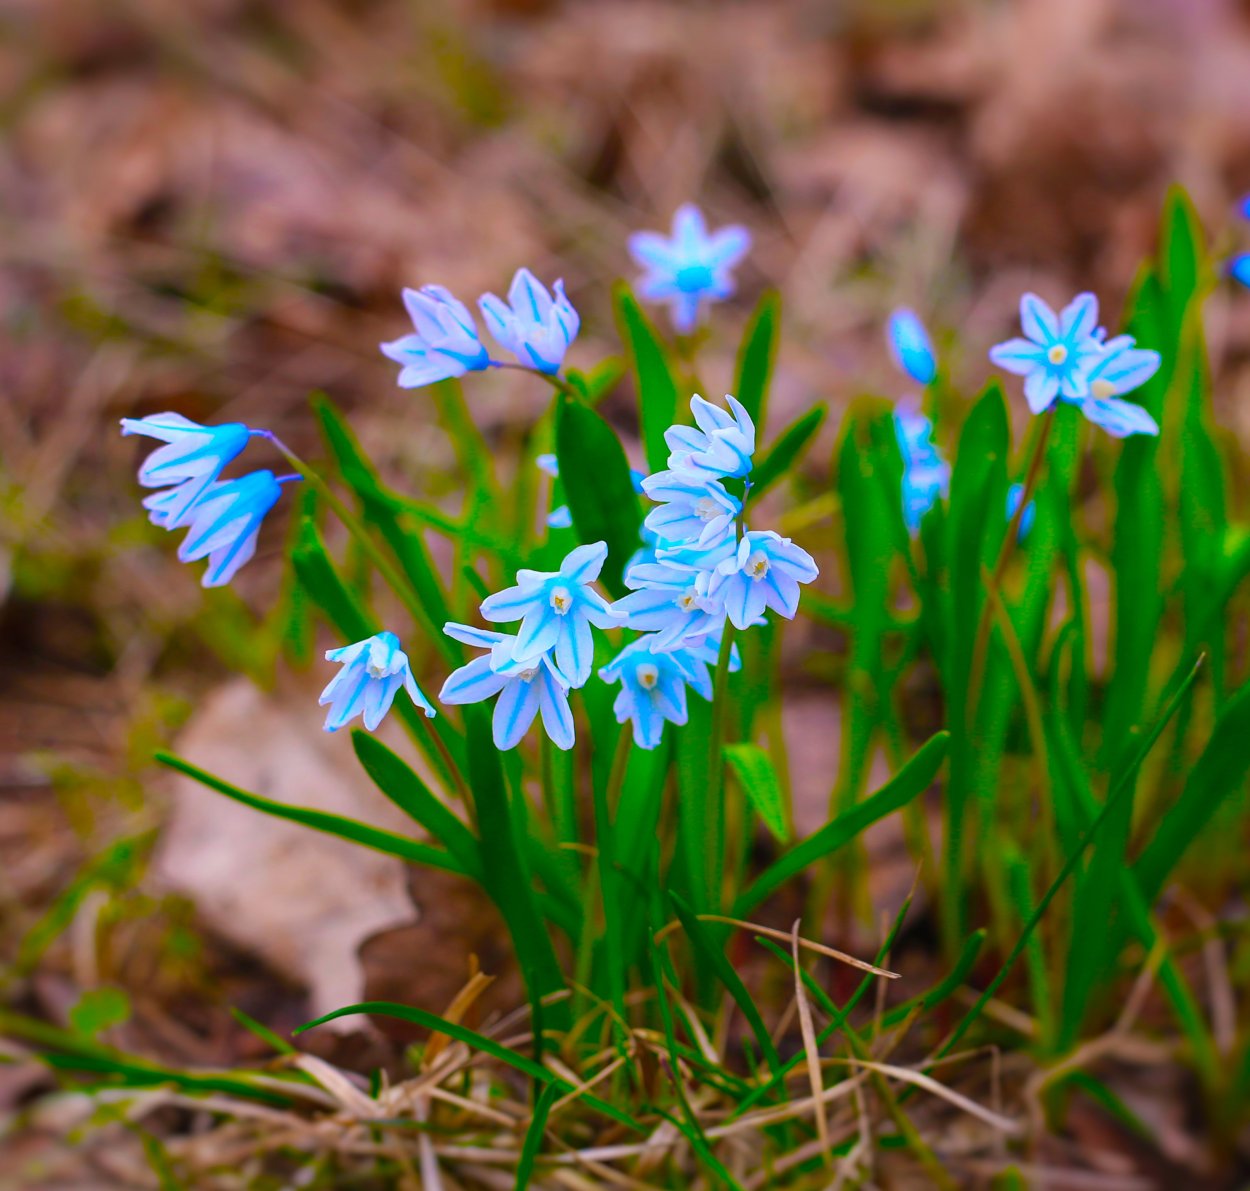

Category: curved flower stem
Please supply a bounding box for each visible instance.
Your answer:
[488,360,581,400]
[966,406,1056,714]
[260,432,472,806]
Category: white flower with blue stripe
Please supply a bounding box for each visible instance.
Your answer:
[641,470,740,548]
[712,531,819,631]
[665,394,756,480]
[1079,335,1161,438]
[478,542,624,688]
[173,470,290,588]
[989,292,1104,414]
[320,631,435,732]
[628,203,751,333]
[380,285,490,389]
[439,624,574,751]
[479,268,579,375]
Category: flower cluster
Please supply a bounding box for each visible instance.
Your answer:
[119,414,295,587]
[602,393,819,748]
[439,542,623,750]
[990,293,1161,437]
[381,268,579,389]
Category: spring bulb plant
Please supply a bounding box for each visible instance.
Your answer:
[109,189,1250,1182]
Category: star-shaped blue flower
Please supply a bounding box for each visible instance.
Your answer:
[320,631,435,732]
[612,557,730,651]
[439,624,574,751]
[989,293,1104,414]
[479,268,579,374]
[887,308,937,385]
[1079,334,1161,438]
[599,640,694,750]
[380,285,490,389]
[713,530,819,630]
[478,542,623,687]
[628,203,752,333]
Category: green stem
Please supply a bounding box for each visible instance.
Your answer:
[706,625,738,915]
[966,407,1055,712]
[490,361,581,400]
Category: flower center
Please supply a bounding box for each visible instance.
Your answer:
[1047,344,1068,366]
[677,587,700,613]
[636,663,659,690]
[1090,378,1116,400]
[747,552,770,581]
[517,666,539,682]
[549,587,573,615]
[674,263,714,292]
[694,496,721,522]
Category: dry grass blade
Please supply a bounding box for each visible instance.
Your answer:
[844,1058,1022,1135]
[293,1054,377,1118]
[424,964,495,1069]
[790,919,830,1162]
[693,915,900,978]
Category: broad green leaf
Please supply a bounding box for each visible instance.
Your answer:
[734,290,781,429]
[724,742,789,842]
[1160,184,1205,330]
[461,707,568,1026]
[614,284,680,474]
[735,731,949,916]
[155,751,466,875]
[555,393,642,598]
[296,1000,641,1132]
[749,403,826,501]
[350,732,482,879]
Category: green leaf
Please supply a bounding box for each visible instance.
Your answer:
[514,1083,559,1190]
[555,393,642,598]
[296,1000,642,1133]
[68,987,130,1038]
[724,742,789,842]
[614,284,680,474]
[1133,674,1250,903]
[291,514,374,643]
[734,290,781,429]
[461,708,568,1027]
[669,892,782,1075]
[749,403,826,501]
[880,930,986,1029]
[154,751,466,875]
[1160,184,1206,329]
[735,731,949,916]
[350,732,482,880]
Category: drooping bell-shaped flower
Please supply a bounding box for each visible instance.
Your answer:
[175,470,285,588]
[120,413,253,528]
[893,404,949,536]
[665,394,756,480]
[320,631,435,732]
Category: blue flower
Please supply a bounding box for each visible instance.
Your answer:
[612,559,728,650]
[479,268,579,374]
[478,542,623,687]
[1006,483,1036,541]
[599,639,694,749]
[667,634,743,697]
[380,285,490,389]
[628,203,752,333]
[713,530,819,630]
[439,624,574,751]
[893,404,949,535]
[665,394,756,480]
[319,631,435,732]
[120,413,253,528]
[886,308,937,385]
[175,470,285,587]
[989,293,1104,414]
[1078,334,1161,438]
[1240,195,1250,221]
[641,470,740,548]
[1231,254,1250,289]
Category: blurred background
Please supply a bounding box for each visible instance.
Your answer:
[3,0,1250,1179]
